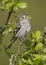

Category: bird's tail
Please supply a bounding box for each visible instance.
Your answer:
[6,37,18,49]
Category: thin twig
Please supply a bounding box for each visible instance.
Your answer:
[5,4,15,25]
[9,54,15,65]
[9,41,23,65]
[14,41,23,63]
[5,0,19,25]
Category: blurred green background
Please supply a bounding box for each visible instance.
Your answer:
[0,0,46,65]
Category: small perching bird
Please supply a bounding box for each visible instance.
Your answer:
[7,14,31,49]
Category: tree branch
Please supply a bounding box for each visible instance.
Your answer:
[5,4,15,25]
[9,41,23,65]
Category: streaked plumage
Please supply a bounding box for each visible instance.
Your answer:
[7,14,31,49]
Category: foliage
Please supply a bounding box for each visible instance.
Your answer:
[0,0,46,65]
[18,30,46,65]
[0,0,27,35]
[0,0,27,12]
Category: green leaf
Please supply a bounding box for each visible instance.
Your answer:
[19,59,23,65]
[30,32,35,39]
[21,58,32,64]
[2,0,8,4]
[43,48,46,53]
[2,30,9,35]
[4,2,14,9]
[23,50,31,55]
[35,31,42,39]
[24,39,31,48]
[35,43,43,51]
[34,59,40,65]
[0,6,5,10]
[2,25,13,35]
[34,58,43,65]
[33,54,46,61]
[2,23,16,35]
[13,6,18,12]
[17,2,27,8]
[2,28,13,35]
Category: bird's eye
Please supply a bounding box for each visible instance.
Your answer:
[22,16,24,19]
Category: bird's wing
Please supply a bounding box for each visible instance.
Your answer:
[6,23,21,49]
[12,22,21,39]
[14,22,21,33]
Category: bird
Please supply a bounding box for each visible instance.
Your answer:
[6,14,31,49]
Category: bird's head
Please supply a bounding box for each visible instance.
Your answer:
[19,14,31,22]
